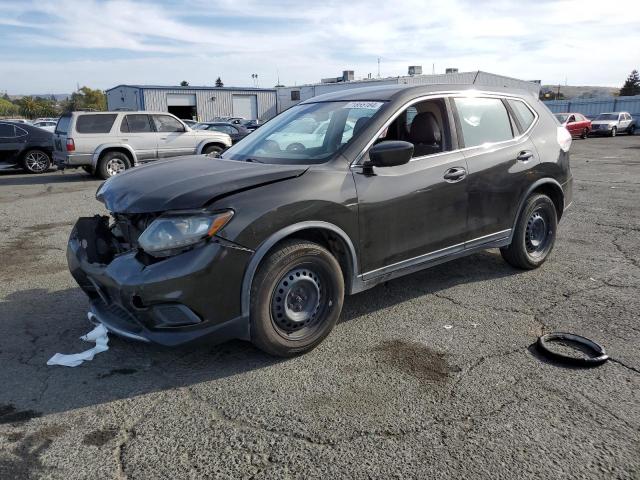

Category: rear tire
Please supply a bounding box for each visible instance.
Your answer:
[97,151,130,179]
[629,125,636,136]
[250,240,345,357]
[22,149,51,174]
[580,128,588,139]
[500,194,557,270]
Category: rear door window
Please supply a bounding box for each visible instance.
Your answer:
[122,114,153,133]
[75,114,117,134]
[0,123,16,137]
[454,97,514,148]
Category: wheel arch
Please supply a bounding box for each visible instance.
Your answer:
[196,138,231,154]
[92,144,137,168]
[240,221,360,319]
[513,179,565,232]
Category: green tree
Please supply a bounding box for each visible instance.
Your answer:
[180,80,189,86]
[215,77,224,87]
[2,92,10,101]
[620,69,640,96]
[63,86,107,112]
[0,98,19,116]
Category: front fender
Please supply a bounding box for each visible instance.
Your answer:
[196,135,232,154]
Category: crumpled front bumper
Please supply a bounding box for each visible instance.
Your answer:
[67,218,253,346]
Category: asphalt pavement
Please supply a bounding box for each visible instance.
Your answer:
[0,135,639,479]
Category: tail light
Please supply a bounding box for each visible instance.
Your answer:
[66,138,75,152]
[556,127,572,153]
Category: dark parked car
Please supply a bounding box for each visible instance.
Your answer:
[0,121,53,173]
[195,122,251,143]
[243,119,260,131]
[68,84,573,356]
[554,112,591,139]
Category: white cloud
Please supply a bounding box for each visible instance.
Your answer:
[0,0,638,93]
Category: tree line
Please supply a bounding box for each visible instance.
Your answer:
[0,86,107,119]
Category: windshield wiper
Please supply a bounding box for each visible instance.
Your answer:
[245,158,264,164]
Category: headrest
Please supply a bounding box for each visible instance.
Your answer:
[409,112,441,145]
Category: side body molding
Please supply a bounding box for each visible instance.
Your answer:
[240,221,361,320]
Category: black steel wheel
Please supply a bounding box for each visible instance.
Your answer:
[501,193,558,269]
[250,240,344,356]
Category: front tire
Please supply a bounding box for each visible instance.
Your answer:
[580,128,588,139]
[202,144,224,156]
[610,127,617,137]
[97,151,130,179]
[22,149,51,174]
[500,194,557,270]
[250,240,345,357]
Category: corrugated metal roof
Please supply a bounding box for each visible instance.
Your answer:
[106,84,275,93]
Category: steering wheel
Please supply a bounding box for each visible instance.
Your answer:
[285,143,306,152]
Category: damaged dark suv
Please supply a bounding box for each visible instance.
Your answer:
[68,84,573,356]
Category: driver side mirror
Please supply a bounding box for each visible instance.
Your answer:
[367,141,414,170]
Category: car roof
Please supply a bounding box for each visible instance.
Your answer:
[300,83,537,104]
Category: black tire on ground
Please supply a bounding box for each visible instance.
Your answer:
[610,126,617,137]
[97,151,130,179]
[22,149,51,174]
[250,240,345,357]
[500,194,558,270]
[629,125,636,136]
[580,128,588,139]
[202,144,224,156]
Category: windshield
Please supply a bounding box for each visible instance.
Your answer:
[221,101,385,164]
[596,113,619,120]
[554,114,569,123]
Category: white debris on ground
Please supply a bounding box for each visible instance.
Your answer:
[47,320,109,367]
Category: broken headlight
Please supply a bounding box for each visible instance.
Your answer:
[138,210,233,257]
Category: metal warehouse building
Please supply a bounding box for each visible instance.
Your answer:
[106,85,277,122]
[276,70,541,113]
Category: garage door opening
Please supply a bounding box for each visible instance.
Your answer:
[166,94,197,120]
[167,105,197,120]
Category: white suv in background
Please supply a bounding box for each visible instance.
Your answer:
[53,111,232,179]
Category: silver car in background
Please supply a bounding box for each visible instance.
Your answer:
[590,112,636,137]
[53,111,232,179]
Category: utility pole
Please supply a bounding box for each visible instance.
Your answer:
[432,63,435,75]
[377,58,380,78]
[557,84,561,100]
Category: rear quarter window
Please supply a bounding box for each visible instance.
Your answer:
[507,99,536,131]
[75,114,118,134]
[55,115,71,134]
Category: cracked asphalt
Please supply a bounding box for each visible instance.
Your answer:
[1,136,639,479]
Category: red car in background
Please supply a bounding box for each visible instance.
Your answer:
[554,113,591,139]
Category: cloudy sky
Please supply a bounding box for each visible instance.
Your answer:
[0,0,638,94]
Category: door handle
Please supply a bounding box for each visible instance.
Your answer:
[443,167,467,182]
[516,150,534,161]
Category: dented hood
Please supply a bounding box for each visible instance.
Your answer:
[96,155,307,213]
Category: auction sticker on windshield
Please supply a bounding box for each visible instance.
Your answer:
[344,102,384,110]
